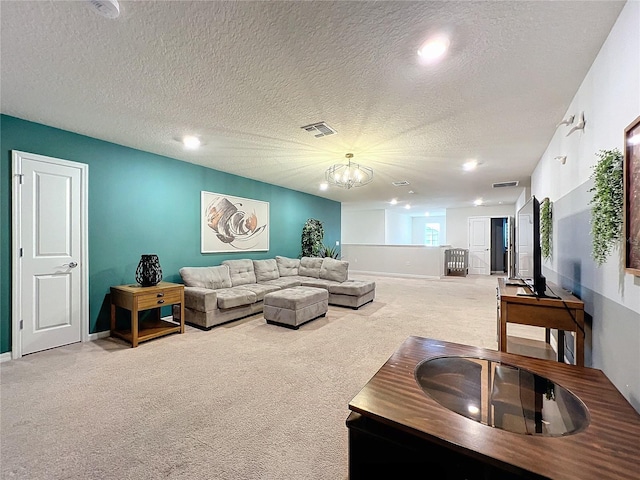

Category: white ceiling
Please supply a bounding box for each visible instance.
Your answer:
[0,0,625,215]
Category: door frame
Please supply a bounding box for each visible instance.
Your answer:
[11,150,89,360]
[468,215,512,275]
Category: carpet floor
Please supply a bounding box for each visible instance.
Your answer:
[0,273,545,479]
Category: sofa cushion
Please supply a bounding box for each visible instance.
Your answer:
[215,287,257,309]
[253,259,280,283]
[222,259,257,286]
[236,283,281,301]
[260,277,302,289]
[179,265,232,289]
[328,280,376,296]
[276,256,300,276]
[300,278,340,289]
[299,257,323,278]
[319,257,349,283]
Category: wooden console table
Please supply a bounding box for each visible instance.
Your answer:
[497,278,585,366]
[110,282,184,347]
[347,336,640,479]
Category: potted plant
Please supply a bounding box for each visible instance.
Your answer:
[301,218,324,257]
[588,148,624,266]
[320,244,340,259]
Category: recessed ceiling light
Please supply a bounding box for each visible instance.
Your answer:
[424,212,430,217]
[474,198,484,206]
[405,204,411,210]
[390,198,398,205]
[182,135,201,149]
[417,36,450,63]
[463,159,478,171]
[319,182,328,191]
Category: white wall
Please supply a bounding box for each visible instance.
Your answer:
[341,244,447,277]
[446,204,517,248]
[385,210,412,244]
[341,209,385,244]
[531,0,639,411]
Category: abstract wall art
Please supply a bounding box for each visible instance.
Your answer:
[201,191,269,253]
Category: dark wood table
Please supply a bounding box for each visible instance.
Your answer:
[347,336,640,479]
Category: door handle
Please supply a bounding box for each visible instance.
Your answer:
[62,262,78,268]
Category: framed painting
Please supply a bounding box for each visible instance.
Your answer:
[624,115,640,275]
[201,191,269,253]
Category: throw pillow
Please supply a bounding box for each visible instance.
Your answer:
[180,265,232,289]
[299,256,323,278]
[275,256,300,276]
[253,259,279,282]
[319,257,349,283]
[222,259,257,286]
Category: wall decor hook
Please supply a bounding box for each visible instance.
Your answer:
[557,115,575,128]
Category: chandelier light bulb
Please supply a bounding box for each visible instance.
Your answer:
[324,153,373,189]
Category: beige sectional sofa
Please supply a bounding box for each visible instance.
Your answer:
[175,256,376,329]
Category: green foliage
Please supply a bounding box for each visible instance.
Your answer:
[588,148,624,266]
[319,244,340,259]
[301,218,324,257]
[540,197,552,260]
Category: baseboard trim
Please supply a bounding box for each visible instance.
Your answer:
[348,270,441,280]
[88,330,111,341]
[0,351,12,363]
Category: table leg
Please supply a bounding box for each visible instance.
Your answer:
[499,300,508,352]
[575,309,585,367]
[110,302,116,334]
[131,308,139,348]
[557,330,565,363]
[179,301,185,334]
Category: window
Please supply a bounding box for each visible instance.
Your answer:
[424,223,440,246]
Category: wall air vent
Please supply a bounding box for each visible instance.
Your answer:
[492,181,519,188]
[392,181,410,186]
[301,122,337,138]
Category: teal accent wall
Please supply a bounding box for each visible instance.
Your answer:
[0,115,341,353]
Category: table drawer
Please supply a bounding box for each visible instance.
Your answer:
[136,288,182,310]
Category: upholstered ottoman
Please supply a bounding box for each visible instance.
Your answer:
[263,286,328,329]
[328,280,376,309]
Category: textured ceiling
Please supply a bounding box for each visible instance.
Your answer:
[0,0,626,215]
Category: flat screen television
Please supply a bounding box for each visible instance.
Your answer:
[516,195,546,297]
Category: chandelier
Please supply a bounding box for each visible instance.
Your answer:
[325,153,374,189]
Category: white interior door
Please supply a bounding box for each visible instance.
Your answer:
[12,151,88,357]
[468,216,491,275]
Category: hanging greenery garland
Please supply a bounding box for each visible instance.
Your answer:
[588,148,624,266]
[540,197,552,260]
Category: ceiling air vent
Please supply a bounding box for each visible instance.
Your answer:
[392,181,410,186]
[492,181,519,188]
[301,122,337,138]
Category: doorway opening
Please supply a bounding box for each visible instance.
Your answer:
[491,217,508,274]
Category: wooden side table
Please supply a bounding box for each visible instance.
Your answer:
[497,278,585,366]
[110,282,185,347]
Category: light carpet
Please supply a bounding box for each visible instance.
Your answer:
[0,274,545,480]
